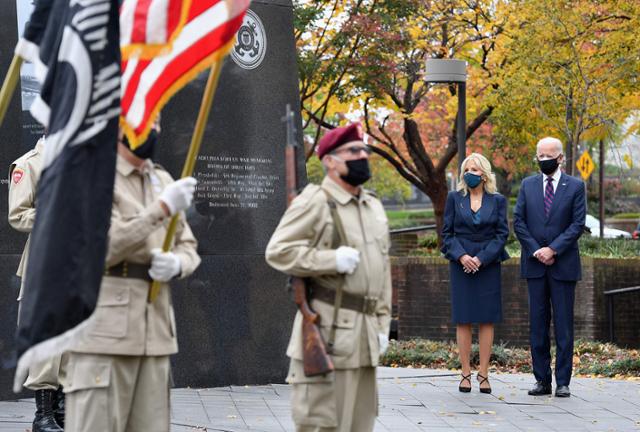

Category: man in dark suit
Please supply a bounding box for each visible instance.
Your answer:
[514,137,586,398]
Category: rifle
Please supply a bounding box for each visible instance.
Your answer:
[282,104,334,377]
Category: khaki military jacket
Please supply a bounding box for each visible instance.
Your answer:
[71,154,200,357]
[266,176,391,370]
[8,138,45,300]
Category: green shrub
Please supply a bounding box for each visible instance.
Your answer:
[417,233,439,248]
[409,236,640,259]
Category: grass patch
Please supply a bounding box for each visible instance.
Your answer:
[387,209,434,229]
[611,213,640,220]
[381,338,640,378]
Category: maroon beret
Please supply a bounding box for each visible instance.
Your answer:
[317,123,364,159]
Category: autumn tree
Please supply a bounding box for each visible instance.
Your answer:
[294,0,377,158]
[354,0,506,238]
[491,0,640,176]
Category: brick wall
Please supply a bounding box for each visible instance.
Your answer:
[591,258,640,347]
[392,257,640,348]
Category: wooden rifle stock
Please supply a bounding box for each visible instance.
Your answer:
[282,105,334,377]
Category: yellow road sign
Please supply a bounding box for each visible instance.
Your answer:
[576,151,595,180]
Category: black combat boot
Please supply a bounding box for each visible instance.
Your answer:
[33,390,63,432]
[53,386,65,428]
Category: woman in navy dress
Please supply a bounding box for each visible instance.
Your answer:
[441,153,509,394]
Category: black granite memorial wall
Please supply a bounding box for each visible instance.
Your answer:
[0,0,302,400]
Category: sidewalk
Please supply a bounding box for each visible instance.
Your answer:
[1,367,639,431]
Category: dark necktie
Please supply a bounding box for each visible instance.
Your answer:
[544,177,555,216]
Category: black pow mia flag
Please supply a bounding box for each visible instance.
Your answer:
[13,0,120,392]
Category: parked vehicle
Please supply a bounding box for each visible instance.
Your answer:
[585,215,632,239]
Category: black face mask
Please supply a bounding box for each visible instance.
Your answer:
[538,157,560,175]
[125,130,158,160]
[341,158,371,186]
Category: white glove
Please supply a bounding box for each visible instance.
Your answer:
[378,333,389,356]
[159,177,197,215]
[149,248,181,282]
[335,246,360,274]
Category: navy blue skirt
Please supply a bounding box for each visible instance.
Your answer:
[450,260,503,324]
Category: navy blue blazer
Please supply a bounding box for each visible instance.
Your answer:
[513,173,586,281]
[441,191,510,265]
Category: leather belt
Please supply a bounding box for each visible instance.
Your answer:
[310,282,378,316]
[105,262,152,282]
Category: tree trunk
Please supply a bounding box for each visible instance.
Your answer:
[565,136,574,176]
[421,171,449,247]
[494,168,513,197]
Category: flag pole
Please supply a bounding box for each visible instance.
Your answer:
[0,54,23,127]
[149,60,224,302]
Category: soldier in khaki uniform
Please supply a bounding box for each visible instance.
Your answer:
[8,137,66,432]
[64,119,201,432]
[266,123,392,432]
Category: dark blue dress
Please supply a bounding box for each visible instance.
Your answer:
[441,191,509,324]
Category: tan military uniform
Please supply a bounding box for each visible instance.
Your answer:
[64,154,201,432]
[8,138,67,391]
[266,176,392,432]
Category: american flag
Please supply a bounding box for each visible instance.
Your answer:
[120,0,250,148]
[120,0,191,59]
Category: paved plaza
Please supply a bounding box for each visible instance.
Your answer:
[0,367,639,431]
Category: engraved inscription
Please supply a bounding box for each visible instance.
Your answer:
[195,154,279,209]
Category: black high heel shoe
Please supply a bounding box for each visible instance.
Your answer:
[459,373,471,393]
[477,373,492,394]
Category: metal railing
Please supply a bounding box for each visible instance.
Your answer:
[389,224,437,235]
[604,286,640,342]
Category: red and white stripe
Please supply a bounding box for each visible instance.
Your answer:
[120,0,250,145]
[120,0,186,47]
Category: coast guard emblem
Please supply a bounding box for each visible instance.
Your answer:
[231,10,267,70]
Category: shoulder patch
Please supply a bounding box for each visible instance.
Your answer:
[12,168,25,184]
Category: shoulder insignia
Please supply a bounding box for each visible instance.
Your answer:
[12,168,25,184]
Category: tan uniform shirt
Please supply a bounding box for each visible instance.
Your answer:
[8,138,45,300]
[71,154,200,357]
[266,176,392,370]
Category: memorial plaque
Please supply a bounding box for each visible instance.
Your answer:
[0,0,302,398]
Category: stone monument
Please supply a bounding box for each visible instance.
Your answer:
[0,0,302,399]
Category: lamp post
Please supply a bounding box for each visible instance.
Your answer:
[425,59,467,170]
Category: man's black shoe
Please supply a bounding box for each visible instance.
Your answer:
[555,385,571,397]
[527,382,552,396]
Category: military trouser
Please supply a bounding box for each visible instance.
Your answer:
[288,359,377,432]
[18,298,68,391]
[23,353,68,391]
[64,353,170,432]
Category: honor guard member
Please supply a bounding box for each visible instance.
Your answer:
[8,136,66,432]
[64,117,201,432]
[266,123,392,432]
